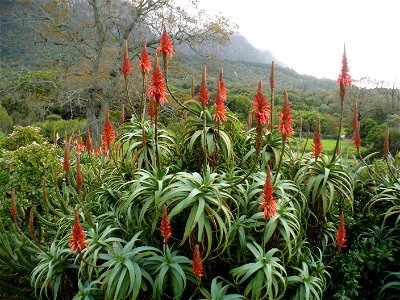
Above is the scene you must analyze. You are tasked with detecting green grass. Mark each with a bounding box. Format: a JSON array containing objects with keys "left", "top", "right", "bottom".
[{"left": 292, "top": 138, "right": 366, "bottom": 155}]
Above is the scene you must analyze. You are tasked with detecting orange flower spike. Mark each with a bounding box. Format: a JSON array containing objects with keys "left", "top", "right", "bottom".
[
  {"left": 338, "top": 44, "right": 352, "bottom": 99},
  {"left": 198, "top": 65, "right": 209, "bottom": 108},
  {"left": 147, "top": 98, "right": 157, "bottom": 120},
  {"left": 121, "top": 39, "right": 131, "bottom": 79},
  {"left": 192, "top": 244, "right": 204, "bottom": 279},
  {"left": 157, "top": 25, "right": 174, "bottom": 80},
  {"left": 213, "top": 79, "right": 227, "bottom": 124},
  {"left": 384, "top": 126, "right": 390, "bottom": 157},
  {"left": 76, "top": 155, "right": 83, "bottom": 195},
  {"left": 94, "top": 147, "right": 99, "bottom": 157},
  {"left": 269, "top": 61, "right": 275, "bottom": 90},
  {"left": 157, "top": 25, "right": 174, "bottom": 58},
  {"left": 219, "top": 68, "right": 227, "bottom": 102},
  {"left": 69, "top": 208, "right": 89, "bottom": 253},
  {"left": 148, "top": 54, "right": 167, "bottom": 105},
  {"left": 336, "top": 211, "right": 347, "bottom": 250},
  {"left": 251, "top": 80, "right": 270, "bottom": 126},
  {"left": 278, "top": 90, "right": 294, "bottom": 138},
  {"left": 138, "top": 40, "right": 152, "bottom": 76},
  {"left": 160, "top": 204, "right": 172, "bottom": 244},
  {"left": 85, "top": 127, "right": 92, "bottom": 155},
  {"left": 352, "top": 99, "right": 361, "bottom": 151},
  {"left": 312, "top": 117, "right": 323, "bottom": 159},
  {"left": 76, "top": 134, "right": 85, "bottom": 155},
  {"left": 258, "top": 165, "right": 277, "bottom": 219},
  {"left": 63, "top": 134, "right": 70, "bottom": 172},
  {"left": 101, "top": 106, "right": 115, "bottom": 154},
  {"left": 10, "top": 189, "right": 17, "bottom": 223}
]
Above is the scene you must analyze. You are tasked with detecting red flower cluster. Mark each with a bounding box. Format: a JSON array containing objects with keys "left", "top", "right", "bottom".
[
  {"left": 138, "top": 40, "right": 152, "bottom": 76},
  {"left": 85, "top": 127, "right": 92, "bottom": 155},
  {"left": 198, "top": 65, "right": 209, "bottom": 108},
  {"left": 192, "top": 244, "right": 203, "bottom": 279},
  {"left": 10, "top": 189, "right": 17, "bottom": 223},
  {"left": 278, "top": 91, "right": 294, "bottom": 138},
  {"left": 352, "top": 99, "right": 361, "bottom": 151},
  {"left": 76, "top": 154, "right": 83, "bottom": 195},
  {"left": 213, "top": 79, "right": 227, "bottom": 124},
  {"left": 251, "top": 80, "right": 270, "bottom": 126},
  {"left": 259, "top": 165, "right": 277, "bottom": 219},
  {"left": 338, "top": 44, "right": 351, "bottom": 98},
  {"left": 157, "top": 25, "right": 174, "bottom": 58},
  {"left": 148, "top": 98, "right": 156, "bottom": 120},
  {"left": 384, "top": 126, "right": 390, "bottom": 157},
  {"left": 101, "top": 107, "right": 116, "bottom": 154},
  {"left": 69, "top": 208, "right": 89, "bottom": 253},
  {"left": 218, "top": 69, "right": 227, "bottom": 102},
  {"left": 121, "top": 39, "right": 131, "bottom": 79},
  {"left": 63, "top": 134, "right": 70, "bottom": 172},
  {"left": 336, "top": 211, "right": 347, "bottom": 250},
  {"left": 160, "top": 205, "right": 172, "bottom": 244},
  {"left": 312, "top": 117, "right": 322, "bottom": 158},
  {"left": 148, "top": 54, "right": 167, "bottom": 105}
]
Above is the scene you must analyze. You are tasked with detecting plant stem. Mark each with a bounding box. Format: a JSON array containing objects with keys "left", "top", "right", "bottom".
[
  {"left": 202, "top": 107, "right": 208, "bottom": 174},
  {"left": 154, "top": 104, "right": 161, "bottom": 171},
  {"left": 274, "top": 135, "right": 287, "bottom": 185},
  {"left": 331, "top": 99, "right": 344, "bottom": 163}
]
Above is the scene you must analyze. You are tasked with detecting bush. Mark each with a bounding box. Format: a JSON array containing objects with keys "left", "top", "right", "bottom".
[{"left": 35, "top": 118, "right": 87, "bottom": 140}]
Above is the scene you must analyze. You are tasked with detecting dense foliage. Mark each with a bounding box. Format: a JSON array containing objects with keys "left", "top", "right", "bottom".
[{"left": 1, "top": 30, "right": 400, "bottom": 300}]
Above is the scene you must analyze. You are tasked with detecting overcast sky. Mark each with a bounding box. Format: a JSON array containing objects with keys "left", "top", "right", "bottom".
[{"left": 192, "top": 0, "right": 400, "bottom": 86}]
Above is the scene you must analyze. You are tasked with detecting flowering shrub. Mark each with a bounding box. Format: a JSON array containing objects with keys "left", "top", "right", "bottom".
[{"left": 0, "top": 34, "right": 399, "bottom": 300}]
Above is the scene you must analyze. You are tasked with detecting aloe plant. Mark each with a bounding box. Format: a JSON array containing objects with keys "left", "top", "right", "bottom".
[{"left": 231, "top": 243, "right": 287, "bottom": 300}]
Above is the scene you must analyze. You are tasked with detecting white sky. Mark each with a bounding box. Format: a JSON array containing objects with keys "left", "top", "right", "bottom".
[{"left": 193, "top": 0, "right": 400, "bottom": 85}]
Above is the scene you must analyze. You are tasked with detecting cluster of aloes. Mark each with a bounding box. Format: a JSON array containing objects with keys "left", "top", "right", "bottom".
[{"left": 3, "top": 27, "right": 399, "bottom": 300}]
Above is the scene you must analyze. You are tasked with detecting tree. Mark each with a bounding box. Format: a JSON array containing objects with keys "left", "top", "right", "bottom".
[{"left": 13, "top": 0, "right": 235, "bottom": 141}]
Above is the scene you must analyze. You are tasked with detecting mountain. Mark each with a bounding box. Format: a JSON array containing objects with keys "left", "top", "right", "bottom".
[
  {"left": 177, "top": 34, "right": 279, "bottom": 66},
  {"left": 170, "top": 53, "right": 336, "bottom": 93}
]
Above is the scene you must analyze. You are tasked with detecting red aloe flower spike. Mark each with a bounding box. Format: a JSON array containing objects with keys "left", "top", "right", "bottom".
[
  {"left": 269, "top": 61, "right": 275, "bottom": 90},
  {"left": 138, "top": 40, "right": 152, "bottom": 76},
  {"left": 278, "top": 90, "right": 294, "bottom": 139},
  {"left": 384, "top": 126, "right": 390, "bottom": 157},
  {"left": 218, "top": 68, "right": 227, "bottom": 102},
  {"left": 141, "top": 125, "right": 146, "bottom": 147},
  {"left": 63, "top": 133, "right": 70, "bottom": 172},
  {"left": 157, "top": 25, "right": 174, "bottom": 80},
  {"left": 160, "top": 204, "right": 172, "bottom": 244},
  {"left": 10, "top": 189, "right": 17, "bottom": 223},
  {"left": 258, "top": 165, "right": 277, "bottom": 219},
  {"left": 352, "top": 99, "right": 361, "bottom": 151},
  {"left": 69, "top": 208, "right": 89, "bottom": 253},
  {"left": 120, "top": 102, "right": 125, "bottom": 125},
  {"left": 198, "top": 65, "right": 209, "bottom": 108},
  {"left": 336, "top": 210, "right": 347, "bottom": 250},
  {"left": 121, "top": 39, "right": 131, "bottom": 79},
  {"left": 192, "top": 244, "right": 203, "bottom": 279},
  {"left": 101, "top": 106, "right": 115, "bottom": 154},
  {"left": 85, "top": 127, "right": 92, "bottom": 155},
  {"left": 94, "top": 147, "right": 99, "bottom": 157},
  {"left": 251, "top": 80, "right": 270, "bottom": 126},
  {"left": 213, "top": 79, "right": 227, "bottom": 124},
  {"left": 157, "top": 25, "right": 174, "bottom": 58},
  {"left": 76, "top": 154, "right": 83, "bottom": 195},
  {"left": 29, "top": 206, "right": 35, "bottom": 239},
  {"left": 312, "top": 117, "right": 323, "bottom": 159},
  {"left": 338, "top": 44, "right": 352, "bottom": 100},
  {"left": 76, "top": 134, "right": 85, "bottom": 155},
  {"left": 148, "top": 54, "right": 167, "bottom": 105}
]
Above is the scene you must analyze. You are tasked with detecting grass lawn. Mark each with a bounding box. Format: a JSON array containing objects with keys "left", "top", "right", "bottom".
[{"left": 291, "top": 138, "right": 366, "bottom": 155}]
